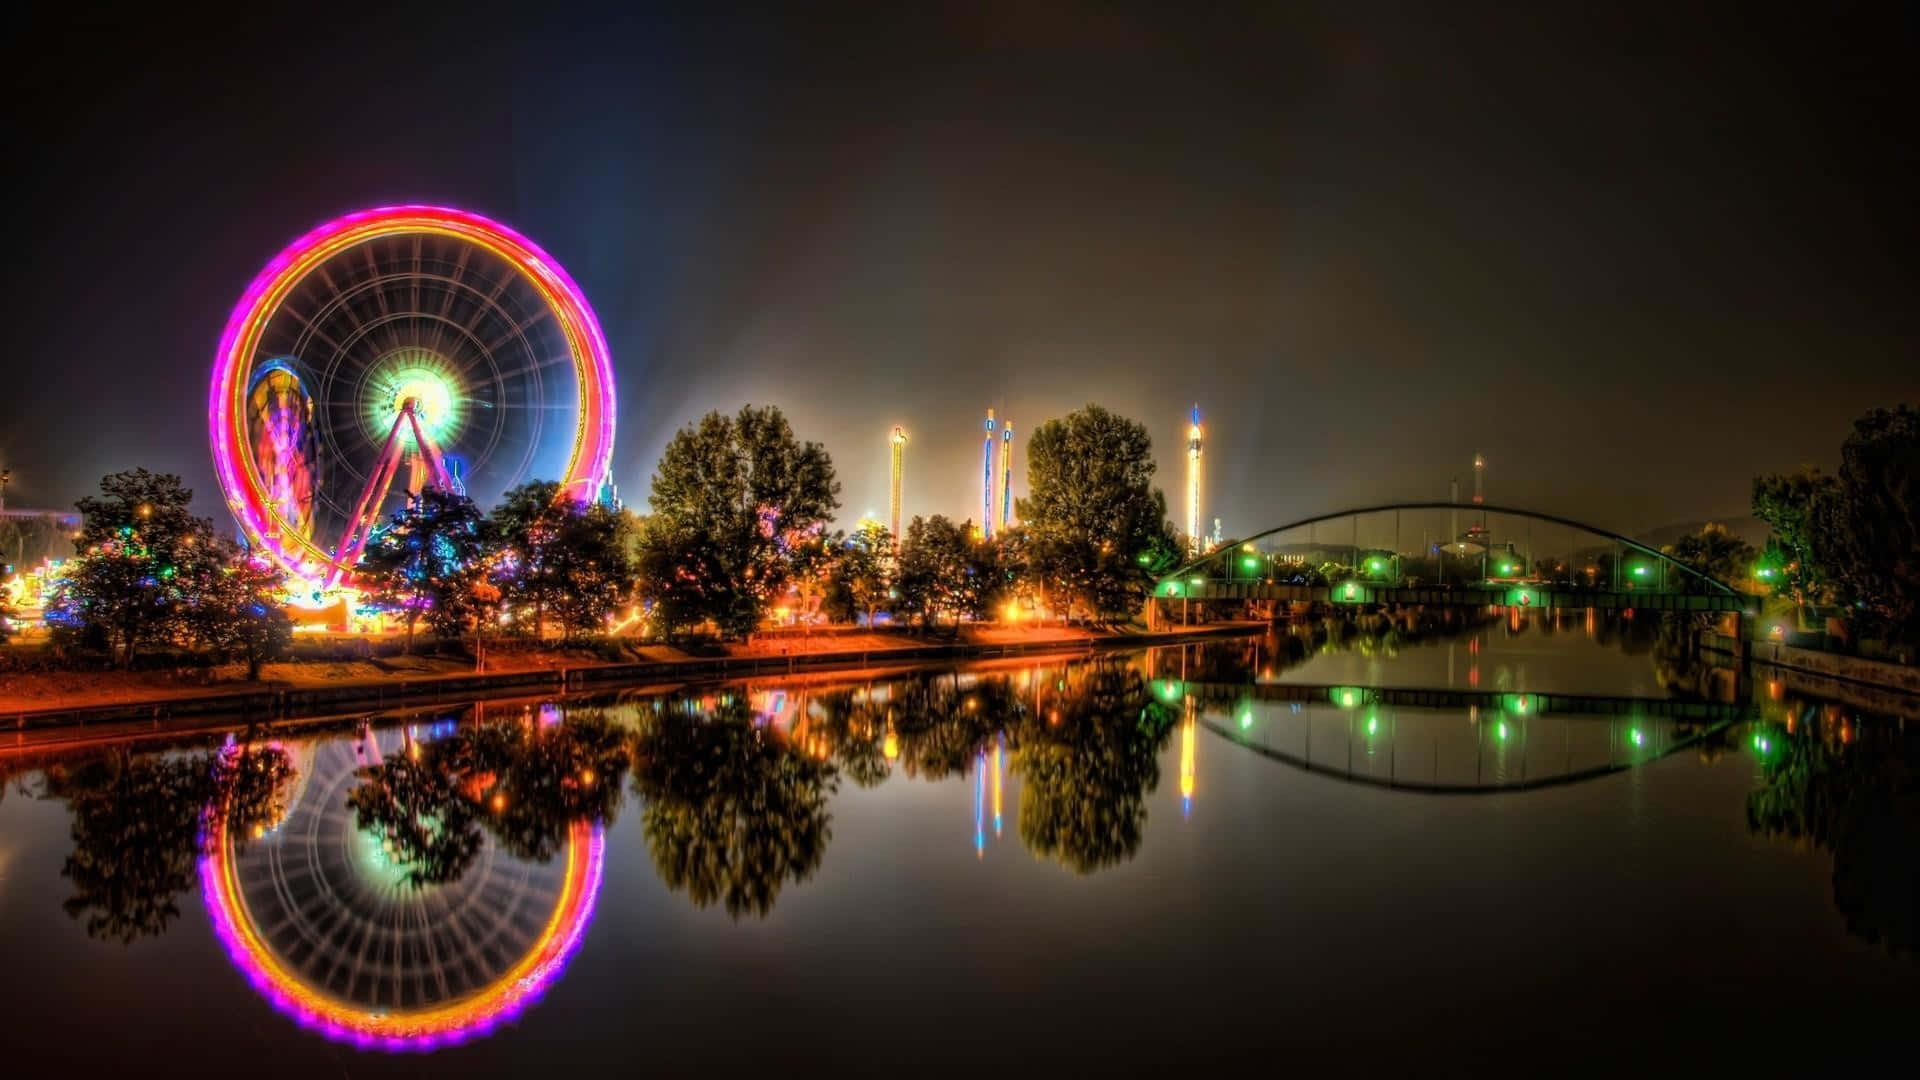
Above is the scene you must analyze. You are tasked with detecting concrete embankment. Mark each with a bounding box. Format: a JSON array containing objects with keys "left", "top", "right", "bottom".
[
  {"left": 3, "top": 623, "right": 1259, "bottom": 741},
  {"left": 1701, "top": 632, "right": 1920, "bottom": 717}
]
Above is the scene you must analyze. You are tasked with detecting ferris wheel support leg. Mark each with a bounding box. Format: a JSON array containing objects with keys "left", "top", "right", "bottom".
[
  {"left": 328, "top": 410, "right": 412, "bottom": 586},
  {"left": 405, "top": 407, "right": 454, "bottom": 492}
]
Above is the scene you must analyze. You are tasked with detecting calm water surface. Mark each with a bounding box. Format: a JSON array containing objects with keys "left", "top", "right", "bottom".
[{"left": 2, "top": 613, "right": 1916, "bottom": 1073}]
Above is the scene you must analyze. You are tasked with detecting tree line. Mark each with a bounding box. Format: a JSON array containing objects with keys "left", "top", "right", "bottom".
[{"left": 34, "top": 402, "right": 1184, "bottom": 671}]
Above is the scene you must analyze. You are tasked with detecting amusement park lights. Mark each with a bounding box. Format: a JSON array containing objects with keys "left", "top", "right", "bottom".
[
  {"left": 209, "top": 206, "right": 618, "bottom": 584},
  {"left": 1186, "top": 405, "right": 1203, "bottom": 558},
  {"left": 888, "top": 425, "right": 906, "bottom": 547}
]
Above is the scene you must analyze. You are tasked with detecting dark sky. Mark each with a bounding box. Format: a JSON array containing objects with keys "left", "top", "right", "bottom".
[{"left": 3, "top": 4, "right": 1914, "bottom": 539}]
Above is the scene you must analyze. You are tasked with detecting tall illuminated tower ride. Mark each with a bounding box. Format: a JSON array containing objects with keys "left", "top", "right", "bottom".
[
  {"left": 981, "top": 409, "right": 998, "bottom": 540},
  {"left": 888, "top": 425, "right": 907, "bottom": 547},
  {"left": 997, "top": 423, "right": 1015, "bottom": 534},
  {"left": 1186, "top": 405, "right": 1204, "bottom": 557},
  {"left": 1473, "top": 452, "right": 1486, "bottom": 504}
]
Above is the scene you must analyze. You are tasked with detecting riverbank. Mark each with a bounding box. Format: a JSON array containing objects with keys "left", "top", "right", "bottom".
[
  {"left": 1, "top": 622, "right": 1260, "bottom": 736},
  {"left": 1701, "top": 632, "right": 1920, "bottom": 694}
]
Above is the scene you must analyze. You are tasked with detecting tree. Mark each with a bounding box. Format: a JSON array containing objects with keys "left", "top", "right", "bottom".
[
  {"left": 357, "top": 487, "right": 489, "bottom": 653},
  {"left": 636, "top": 516, "right": 733, "bottom": 642},
  {"left": 1662, "top": 522, "right": 1757, "bottom": 593},
  {"left": 1816, "top": 406, "right": 1920, "bottom": 644},
  {"left": 550, "top": 503, "right": 634, "bottom": 638},
  {"left": 1753, "top": 467, "right": 1840, "bottom": 610},
  {"left": 830, "top": 521, "right": 892, "bottom": 627},
  {"left": 994, "top": 525, "right": 1041, "bottom": 619},
  {"left": 489, "top": 480, "right": 569, "bottom": 639},
  {"left": 190, "top": 550, "right": 294, "bottom": 679},
  {"left": 488, "top": 483, "right": 633, "bottom": 640},
  {"left": 895, "top": 515, "right": 995, "bottom": 631},
  {"left": 48, "top": 469, "right": 225, "bottom": 666},
  {"left": 636, "top": 405, "right": 840, "bottom": 639},
  {"left": 1020, "top": 405, "right": 1179, "bottom": 624}
]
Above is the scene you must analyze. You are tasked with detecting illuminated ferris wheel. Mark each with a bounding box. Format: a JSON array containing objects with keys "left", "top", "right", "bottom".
[
  {"left": 209, "top": 206, "right": 617, "bottom": 586},
  {"left": 200, "top": 732, "right": 605, "bottom": 1050}
]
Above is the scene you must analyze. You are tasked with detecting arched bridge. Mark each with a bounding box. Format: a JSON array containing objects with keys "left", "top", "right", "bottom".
[{"left": 1156, "top": 501, "right": 1756, "bottom": 615}]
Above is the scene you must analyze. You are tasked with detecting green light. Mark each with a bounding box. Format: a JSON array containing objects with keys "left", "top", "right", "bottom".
[
  {"left": 1496, "top": 721, "right": 1509, "bottom": 742},
  {"left": 1189, "top": 577, "right": 1205, "bottom": 587},
  {"left": 1630, "top": 728, "right": 1645, "bottom": 747},
  {"left": 1500, "top": 563, "right": 1514, "bottom": 575},
  {"left": 1136, "top": 553, "right": 1151, "bottom": 564},
  {"left": 1632, "top": 565, "right": 1649, "bottom": 577},
  {"left": 1238, "top": 709, "right": 1253, "bottom": 730},
  {"left": 1365, "top": 714, "right": 1379, "bottom": 736},
  {"left": 1155, "top": 680, "right": 1184, "bottom": 703},
  {"left": 1164, "top": 582, "right": 1181, "bottom": 596},
  {"left": 1330, "top": 687, "right": 1362, "bottom": 710},
  {"left": 1367, "top": 558, "right": 1383, "bottom": 572},
  {"left": 1241, "top": 556, "right": 1258, "bottom": 571}
]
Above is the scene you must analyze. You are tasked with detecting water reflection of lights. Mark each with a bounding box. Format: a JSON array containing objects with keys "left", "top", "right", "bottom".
[
  {"left": 1179, "top": 711, "right": 1196, "bottom": 818},
  {"left": 199, "top": 735, "right": 605, "bottom": 1052},
  {"left": 974, "top": 751, "right": 986, "bottom": 858},
  {"left": 992, "top": 734, "right": 1004, "bottom": 837}
]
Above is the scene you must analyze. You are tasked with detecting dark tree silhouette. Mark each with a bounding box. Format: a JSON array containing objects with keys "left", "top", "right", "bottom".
[
  {"left": 1012, "top": 662, "right": 1177, "bottom": 873},
  {"left": 629, "top": 700, "right": 837, "bottom": 917},
  {"left": 1748, "top": 723, "right": 1920, "bottom": 956},
  {"left": 44, "top": 742, "right": 290, "bottom": 942}
]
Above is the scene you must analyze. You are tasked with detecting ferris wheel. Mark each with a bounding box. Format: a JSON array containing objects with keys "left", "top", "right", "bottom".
[
  {"left": 209, "top": 206, "right": 617, "bottom": 586},
  {"left": 200, "top": 730, "right": 605, "bottom": 1050}
]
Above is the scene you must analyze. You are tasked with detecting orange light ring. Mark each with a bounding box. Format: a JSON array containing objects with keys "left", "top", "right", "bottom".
[{"left": 199, "top": 816, "right": 605, "bottom": 1051}]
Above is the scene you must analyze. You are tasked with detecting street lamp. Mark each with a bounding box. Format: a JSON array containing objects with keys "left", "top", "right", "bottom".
[{"left": 0, "top": 468, "right": 10, "bottom": 512}]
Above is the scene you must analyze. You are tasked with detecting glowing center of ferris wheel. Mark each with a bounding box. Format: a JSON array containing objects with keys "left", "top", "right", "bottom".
[{"left": 366, "top": 353, "right": 461, "bottom": 448}]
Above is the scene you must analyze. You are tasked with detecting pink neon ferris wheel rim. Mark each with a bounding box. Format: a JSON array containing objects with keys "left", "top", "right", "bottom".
[
  {"left": 208, "top": 205, "right": 617, "bottom": 580},
  {"left": 200, "top": 818, "right": 606, "bottom": 1051}
]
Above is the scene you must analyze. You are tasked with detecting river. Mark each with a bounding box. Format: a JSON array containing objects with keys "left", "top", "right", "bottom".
[{"left": 0, "top": 611, "right": 1914, "bottom": 1073}]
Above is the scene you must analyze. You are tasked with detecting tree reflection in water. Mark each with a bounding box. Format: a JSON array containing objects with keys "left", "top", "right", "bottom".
[
  {"left": 37, "top": 741, "right": 291, "bottom": 943},
  {"left": 19, "top": 637, "right": 1920, "bottom": 941},
  {"left": 350, "top": 713, "right": 630, "bottom": 886},
  {"left": 628, "top": 698, "right": 837, "bottom": 918},
  {"left": 1748, "top": 716, "right": 1920, "bottom": 956},
  {"left": 1013, "top": 660, "right": 1178, "bottom": 872}
]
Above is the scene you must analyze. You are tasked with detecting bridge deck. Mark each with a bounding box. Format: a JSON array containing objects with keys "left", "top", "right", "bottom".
[{"left": 1172, "top": 580, "right": 1754, "bottom": 613}]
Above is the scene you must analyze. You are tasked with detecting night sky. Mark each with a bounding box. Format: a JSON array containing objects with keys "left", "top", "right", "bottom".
[{"left": 3, "top": 5, "right": 1914, "bottom": 539}]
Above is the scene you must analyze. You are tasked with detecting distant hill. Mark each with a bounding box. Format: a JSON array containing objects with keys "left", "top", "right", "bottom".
[{"left": 1635, "top": 515, "right": 1767, "bottom": 551}]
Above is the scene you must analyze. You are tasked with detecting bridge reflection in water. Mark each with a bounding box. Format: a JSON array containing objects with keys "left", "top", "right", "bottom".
[{"left": 1171, "top": 680, "right": 1746, "bottom": 793}]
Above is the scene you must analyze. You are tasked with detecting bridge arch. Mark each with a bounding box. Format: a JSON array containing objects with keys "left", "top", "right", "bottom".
[{"left": 1160, "top": 501, "right": 1741, "bottom": 598}]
